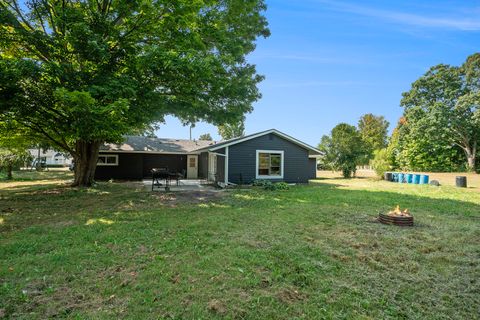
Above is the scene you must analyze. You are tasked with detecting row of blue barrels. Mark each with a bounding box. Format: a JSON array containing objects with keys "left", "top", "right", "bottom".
[{"left": 384, "top": 172, "right": 429, "bottom": 184}]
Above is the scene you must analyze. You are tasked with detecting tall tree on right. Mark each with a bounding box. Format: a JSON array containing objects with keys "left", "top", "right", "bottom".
[
  {"left": 401, "top": 53, "right": 480, "bottom": 172},
  {"left": 358, "top": 113, "right": 389, "bottom": 161}
]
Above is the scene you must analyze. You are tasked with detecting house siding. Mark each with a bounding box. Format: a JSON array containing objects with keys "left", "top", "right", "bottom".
[
  {"left": 227, "top": 133, "right": 313, "bottom": 184},
  {"left": 142, "top": 154, "right": 186, "bottom": 177},
  {"left": 95, "top": 153, "right": 143, "bottom": 180},
  {"left": 95, "top": 153, "right": 187, "bottom": 180}
]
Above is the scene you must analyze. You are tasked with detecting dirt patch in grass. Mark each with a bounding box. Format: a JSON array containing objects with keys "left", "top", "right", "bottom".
[
  {"left": 150, "top": 190, "right": 227, "bottom": 206},
  {"left": 277, "top": 287, "right": 307, "bottom": 304},
  {"left": 207, "top": 299, "right": 227, "bottom": 315}
]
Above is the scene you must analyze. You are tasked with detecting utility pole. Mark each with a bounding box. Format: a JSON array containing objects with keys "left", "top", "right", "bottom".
[{"left": 189, "top": 123, "right": 195, "bottom": 140}]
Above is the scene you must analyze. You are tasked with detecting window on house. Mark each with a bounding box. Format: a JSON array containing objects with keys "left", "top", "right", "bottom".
[
  {"left": 97, "top": 154, "right": 118, "bottom": 166},
  {"left": 256, "top": 151, "right": 283, "bottom": 178},
  {"left": 189, "top": 157, "right": 196, "bottom": 168}
]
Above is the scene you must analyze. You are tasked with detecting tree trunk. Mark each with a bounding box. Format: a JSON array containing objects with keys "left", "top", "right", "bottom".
[
  {"left": 466, "top": 153, "right": 476, "bottom": 172},
  {"left": 72, "top": 140, "right": 101, "bottom": 187},
  {"left": 6, "top": 164, "right": 13, "bottom": 180},
  {"left": 464, "top": 141, "right": 476, "bottom": 172}
]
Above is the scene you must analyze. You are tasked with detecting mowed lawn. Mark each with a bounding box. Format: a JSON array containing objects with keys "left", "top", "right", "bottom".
[
  {"left": 319, "top": 169, "right": 480, "bottom": 188},
  {"left": 1, "top": 172, "right": 479, "bottom": 319}
]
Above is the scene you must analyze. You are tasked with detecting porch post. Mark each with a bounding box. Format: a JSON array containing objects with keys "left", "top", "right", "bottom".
[{"left": 225, "top": 146, "right": 229, "bottom": 185}]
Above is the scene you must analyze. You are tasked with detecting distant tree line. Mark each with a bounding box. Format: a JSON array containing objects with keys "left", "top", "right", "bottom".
[{"left": 319, "top": 53, "right": 480, "bottom": 178}]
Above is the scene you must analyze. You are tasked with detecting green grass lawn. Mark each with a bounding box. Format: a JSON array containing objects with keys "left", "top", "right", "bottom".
[{"left": 1, "top": 172, "right": 479, "bottom": 319}]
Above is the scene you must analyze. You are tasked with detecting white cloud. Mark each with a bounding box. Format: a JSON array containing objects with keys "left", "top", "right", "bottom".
[{"left": 316, "top": 0, "right": 480, "bottom": 31}]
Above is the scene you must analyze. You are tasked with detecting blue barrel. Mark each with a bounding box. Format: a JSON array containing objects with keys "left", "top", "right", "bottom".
[
  {"left": 398, "top": 173, "right": 405, "bottom": 183},
  {"left": 413, "top": 174, "right": 421, "bottom": 184},
  {"left": 392, "top": 172, "right": 398, "bottom": 182},
  {"left": 406, "top": 173, "right": 413, "bottom": 183},
  {"left": 420, "top": 175, "right": 429, "bottom": 184}
]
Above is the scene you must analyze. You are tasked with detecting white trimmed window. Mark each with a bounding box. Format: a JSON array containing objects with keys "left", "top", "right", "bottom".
[
  {"left": 97, "top": 154, "right": 118, "bottom": 166},
  {"left": 256, "top": 150, "right": 284, "bottom": 179}
]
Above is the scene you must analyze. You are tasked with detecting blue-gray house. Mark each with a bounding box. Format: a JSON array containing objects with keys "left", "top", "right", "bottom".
[{"left": 95, "top": 129, "right": 321, "bottom": 184}]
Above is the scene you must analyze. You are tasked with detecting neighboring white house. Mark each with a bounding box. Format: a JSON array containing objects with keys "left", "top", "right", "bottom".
[{"left": 28, "top": 149, "right": 72, "bottom": 166}]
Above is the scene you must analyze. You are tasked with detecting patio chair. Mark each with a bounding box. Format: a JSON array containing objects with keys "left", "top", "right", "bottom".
[{"left": 174, "top": 169, "right": 186, "bottom": 186}]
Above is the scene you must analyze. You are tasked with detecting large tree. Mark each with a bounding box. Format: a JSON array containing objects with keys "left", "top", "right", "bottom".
[
  {"left": 358, "top": 113, "right": 389, "bottom": 162},
  {"left": 392, "top": 113, "right": 464, "bottom": 172},
  {"left": 401, "top": 53, "right": 480, "bottom": 172},
  {"left": 318, "top": 123, "right": 366, "bottom": 178},
  {"left": 0, "top": 0, "right": 269, "bottom": 186}
]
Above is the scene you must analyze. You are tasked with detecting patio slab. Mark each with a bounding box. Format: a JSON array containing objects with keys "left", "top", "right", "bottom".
[{"left": 143, "top": 179, "right": 217, "bottom": 192}]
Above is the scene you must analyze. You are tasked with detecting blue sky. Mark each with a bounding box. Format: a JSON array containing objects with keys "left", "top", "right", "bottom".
[{"left": 156, "top": 0, "right": 480, "bottom": 146}]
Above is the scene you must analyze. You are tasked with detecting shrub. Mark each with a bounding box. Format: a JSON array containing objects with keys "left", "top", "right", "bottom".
[
  {"left": 252, "top": 180, "right": 289, "bottom": 191},
  {"left": 371, "top": 148, "right": 391, "bottom": 179},
  {"left": 252, "top": 179, "right": 270, "bottom": 187},
  {"left": 272, "top": 182, "right": 289, "bottom": 190}
]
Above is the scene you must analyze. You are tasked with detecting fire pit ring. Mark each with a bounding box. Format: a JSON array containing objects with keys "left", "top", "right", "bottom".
[{"left": 378, "top": 212, "right": 414, "bottom": 227}]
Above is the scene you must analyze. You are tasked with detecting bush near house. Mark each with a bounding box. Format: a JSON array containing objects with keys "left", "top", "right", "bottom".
[{"left": 252, "top": 180, "right": 290, "bottom": 190}]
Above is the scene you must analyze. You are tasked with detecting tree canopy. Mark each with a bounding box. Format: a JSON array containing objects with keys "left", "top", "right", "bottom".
[
  {"left": 217, "top": 117, "right": 245, "bottom": 140},
  {"left": 400, "top": 53, "right": 480, "bottom": 172},
  {"left": 0, "top": 0, "right": 269, "bottom": 186},
  {"left": 198, "top": 133, "right": 212, "bottom": 141},
  {"left": 358, "top": 113, "right": 389, "bottom": 162},
  {"left": 0, "top": 122, "right": 33, "bottom": 179},
  {"left": 318, "top": 123, "right": 366, "bottom": 178}
]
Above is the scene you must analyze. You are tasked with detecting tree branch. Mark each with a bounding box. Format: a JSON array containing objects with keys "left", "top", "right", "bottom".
[{"left": 21, "top": 120, "right": 75, "bottom": 156}]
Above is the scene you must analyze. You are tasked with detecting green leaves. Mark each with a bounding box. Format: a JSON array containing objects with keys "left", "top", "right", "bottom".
[
  {"left": 398, "top": 53, "right": 480, "bottom": 171},
  {"left": 319, "top": 123, "right": 367, "bottom": 178},
  {"left": 358, "top": 113, "right": 389, "bottom": 163},
  {"left": 217, "top": 117, "right": 245, "bottom": 140},
  {"left": 1, "top": 0, "right": 269, "bottom": 185},
  {"left": 53, "top": 88, "right": 129, "bottom": 142}
]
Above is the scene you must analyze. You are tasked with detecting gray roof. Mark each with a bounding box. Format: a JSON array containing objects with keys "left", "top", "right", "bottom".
[
  {"left": 100, "top": 130, "right": 322, "bottom": 156},
  {"left": 100, "top": 136, "right": 217, "bottom": 153},
  {"left": 194, "top": 129, "right": 322, "bottom": 156}
]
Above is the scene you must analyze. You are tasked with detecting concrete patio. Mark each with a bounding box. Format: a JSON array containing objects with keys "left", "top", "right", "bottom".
[{"left": 143, "top": 179, "right": 217, "bottom": 191}]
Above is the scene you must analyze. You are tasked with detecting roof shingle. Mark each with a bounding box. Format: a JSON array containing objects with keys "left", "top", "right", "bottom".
[{"left": 100, "top": 136, "right": 217, "bottom": 153}]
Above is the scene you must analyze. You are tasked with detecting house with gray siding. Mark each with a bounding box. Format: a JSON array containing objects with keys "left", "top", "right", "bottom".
[{"left": 95, "top": 129, "right": 321, "bottom": 184}]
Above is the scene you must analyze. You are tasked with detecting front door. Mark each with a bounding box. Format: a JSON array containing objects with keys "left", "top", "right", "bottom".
[{"left": 187, "top": 155, "right": 198, "bottom": 179}]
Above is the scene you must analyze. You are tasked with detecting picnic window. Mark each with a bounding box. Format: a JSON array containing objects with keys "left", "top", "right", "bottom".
[
  {"left": 97, "top": 154, "right": 118, "bottom": 166},
  {"left": 256, "top": 150, "right": 283, "bottom": 179}
]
